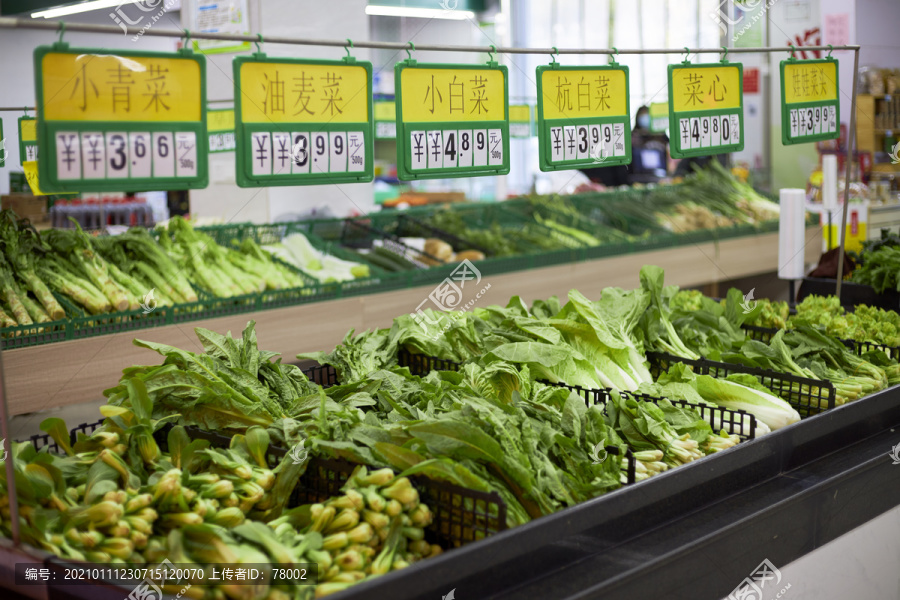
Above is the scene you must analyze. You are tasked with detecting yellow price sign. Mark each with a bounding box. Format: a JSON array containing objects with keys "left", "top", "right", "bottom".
[
  {"left": 40, "top": 52, "right": 202, "bottom": 122},
  {"left": 784, "top": 61, "right": 838, "bottom": 104},
  {"left": 374, "top": 101, "right": 396, "bottom": 121},
  {"left": 207, "top": 109, "right": 234, "bottom": 132},
  {"left": 238, "top": 62, "right": 368, "bottom": 124},
  {"left": 509, "top": 104, "right": 531, "bottom": 123},
  {"left": 539, "top": 68, "right": 627, "bottom": 119},
  {"left": 20, "top": 119, "right": 37, "bottom": 143},
  {"left": 23, "top": 161, "right": 76, "bottom": 196},
  {"left": 400, "top": 67, "right": 506, "bottom": 122},
  {"left": 670, "top": 65, "right": 741, "bottom": 112}
]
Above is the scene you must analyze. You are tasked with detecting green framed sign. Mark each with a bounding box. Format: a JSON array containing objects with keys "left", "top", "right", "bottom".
[
  {"left": 649, "top": 102, "right": 669, "bottom": 133},
  {"left": 394, "top": 60, "right": 509, "bottom": 180},
  {"left": 780, "top": 58, "right": 839, "bottom": 145},
  {"left": 18, "top": 116, "right": 38, "bottom": 165},
  {"left": 34, "top": 43, "right": 207, "bottom": 193},
  {"left": 668, "top": 61, "right": 743, "bottom": 158},
  {"left": 374, "top": 101, "right": 396, "bottom": 139},
  {"left": 509, "top": 104, "right": 532, "bottom": 138},
  {"left": 208, "top": 108, "right": 236, "bottom": 153},
  {"left": 536, "top": 63, "right": 631, "bottom": 171},
  {"left": 233, "top": 54, "right": 374, "bottom": 188}
]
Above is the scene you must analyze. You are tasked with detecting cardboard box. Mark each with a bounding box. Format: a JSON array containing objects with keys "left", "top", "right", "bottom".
[{"left": 1, "top": 194, "right": 48, "bottom": 223}]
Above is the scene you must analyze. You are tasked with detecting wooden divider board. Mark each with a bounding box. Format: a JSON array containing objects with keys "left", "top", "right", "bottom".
[{"left": 3, "top": 227, "right": 821, "bottom": 416}]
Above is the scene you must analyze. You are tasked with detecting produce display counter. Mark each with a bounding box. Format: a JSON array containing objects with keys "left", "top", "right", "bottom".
[
  {"left": 4, "top": 226, "right": 822, "bottom": 415},
  {"left": 325, "top": 384, "right": 900, "bottom": 600},
  {"left": 2, "top": 370, "right": 896, "bottom": 600}
]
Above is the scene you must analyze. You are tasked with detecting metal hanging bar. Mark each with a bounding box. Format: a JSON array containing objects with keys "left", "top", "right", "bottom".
[{"left": 0, "top": 17, "right": 858, "bottom": 55}]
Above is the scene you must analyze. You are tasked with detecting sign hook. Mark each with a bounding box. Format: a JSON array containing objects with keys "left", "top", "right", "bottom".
[
  {"left": 255, "top": 33, "right": 264, "bottom": 54},
  {"left": 487, "top": 44, "right": 497, "bottom": 66},
  {"left": 609, "top": 46, "right": 619, "bottom": 66},
  {"left": 57, "top": 21, "right": 66, "bottom": 45},
  {"left": 406, "top": 41, "right": 415, "bottom": 61},
  {"left": 720, "top": 46, "right": 729, "bottom": 63},
  {"left": 550, "top": 46, "right": 559, "bottom": 67},
  {"left": 682, "top": 47, "right": 691, "bottom": 64},
  {"left": 827, "top": 44, "right": 834, "bottom": 59}
]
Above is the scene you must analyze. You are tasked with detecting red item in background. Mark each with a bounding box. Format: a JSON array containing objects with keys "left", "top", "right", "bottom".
[{"left": 743, "top": 68, "right": 760, "bottom": 94}]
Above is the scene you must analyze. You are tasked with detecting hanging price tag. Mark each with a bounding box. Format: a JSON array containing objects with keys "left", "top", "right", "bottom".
[
  {"left": 233, "top": 55, "right": 373, "bottom": 187},
  {"left": 208, "top": 108, "right": 235, "bottom": 153},
  {"left": 668, "top": 62, "right": 744, "bottom": 158},
  {"left": 648, "top": 102, "right": 669, "bottom": 133},
  {"left": 374, "top": 101, "right": 396, "bottom": 139},
  {"left": 536, "top": 64, "right": 630, "bottom": 170},
  {"left": 509, "top": 104, "right": 532, "bottom": 138},
  {"left": 34, "top": 45, "right": 207, "bottom": 192},
  {"left": 395, "top": 61, "right": 509, "bottom": 180},
  {"left": 19, "top": 117, "right": 38, "bottom": 165},
  {"left": 780, "top": 58, "right": 839, "bottom": 145}
]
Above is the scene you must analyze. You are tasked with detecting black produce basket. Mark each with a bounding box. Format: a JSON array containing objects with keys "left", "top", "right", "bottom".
[
  {"left": 302, "top": 362, "right": 339, "bottom": 387},
  {"left": 646, "top": 351, "right": 836, "bottom": 417},
  {"left": 397, "top": 348, "right": 758, "bottom": 442},
  {"left": 798, "top": 277, "right": 900, "bottom": 311},
  {"left": 543, "top": 381, "right": 758, "bottom": 442},
  {"left": 742, "top": 324, "right": 900, "bottom": 360},
  {"left": 22, "top": 419, "right": 509, "bottom": 549}
]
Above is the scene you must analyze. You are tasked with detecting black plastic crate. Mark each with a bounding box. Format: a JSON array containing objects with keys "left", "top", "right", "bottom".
[
  {"left": 646, "top": 351, "right": 835, "bottom": 417},
  {"left": 544, "top": 382, "right": 757, "bottom": 442},
  {"left": 398, "top": 347, "right": 461, "bottom": 374},
  {"left": 20, "top": 418, "right": 510, "bottom": 550},
  {"left": 742, "top": 324, "right": 900, "bottom": 360},
  {"left": 302, "top": 363, "right": 339, "bottom": 387}
]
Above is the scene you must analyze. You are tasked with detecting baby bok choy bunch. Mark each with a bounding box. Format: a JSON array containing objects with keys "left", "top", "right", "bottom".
[{"left": 268, "top": 466, "right": 437, "bottom": 598}]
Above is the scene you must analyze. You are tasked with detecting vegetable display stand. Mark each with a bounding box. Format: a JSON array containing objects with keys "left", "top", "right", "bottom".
[
  {"left": 296, "top": 384, "right": 900, "bottom": 600},
  {"left": 647, "top": 351, "right": 836, "bottom": 417}
]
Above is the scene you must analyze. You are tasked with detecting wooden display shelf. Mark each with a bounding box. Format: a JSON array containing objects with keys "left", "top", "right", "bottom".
[{"left": 2, "top": 227, "right": 821, "bottom": 416}]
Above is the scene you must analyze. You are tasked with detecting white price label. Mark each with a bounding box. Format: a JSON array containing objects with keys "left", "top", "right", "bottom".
[
  {"left": 457, "top": 130, "right": 473, "bottom": 167},
  {"left": 410, "top": 131, "right": 426, "bottom": 170},
  {"left": 153, "top": 132, "right": 174, "bottom": 178},
  {"left": 613, "top": 123, "right": 625, "bottom": 157},
  {"left": 441, "top": 130, "right": 458, "bottom": 168},
  {"left": 347, "top": 131, "right": 365, "bottom": 173},
  {"left": 106, "top": 132, "right": 130, "bottom": 179},
  {"left": 311, "top": 132, "right": 329, "bottom": 174},
  {"left": 473, "top": 129, "right": 488, "bottom": 167},
  {"left": 80, "top": 132, "right": 105, "bottom": 179},
  {"left": 291, "top": 132, "right": 310, "bottom": 174},
  {"left": 272, "top": 132, "right": 292, "bottom": 174},
  {"left": 488, "top": 129, "right": 503, "bottom": 166},
  {"left": 710, "top": 116, "right": 721, "bottom": 147},
  {"left": 175, "top": 132, "right": 198, "bottom": 178},
  {"left": 426, "top": 130, "right": 443, "bottom": 169},
  {"left": 329, "top": 131, "right": 347, "bottom": 173},
  {"left": 251, "top": 132, "right": 272, "bottom": 176},
  {"left": 550, "top": 127, "right": 564, "bottom": 163},
  {"left": 699, "top": 117, "right": 711, "bottom": 149},
  {"left": 588, "top": 125, "right": 602, "bottom": 162},
  {"left": 563, "top": 126, "right": 577, "bottom": 161},
  {"left": 129, "top": 132, "right": 152, "bottom": 179},
  {"left": 575, "top": 125, "right": 589, "bottom": 161}
]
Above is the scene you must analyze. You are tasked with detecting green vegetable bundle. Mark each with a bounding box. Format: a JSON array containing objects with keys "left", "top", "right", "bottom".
[{"left": 160, "top": 217, "right": 306, "bottom": 298}]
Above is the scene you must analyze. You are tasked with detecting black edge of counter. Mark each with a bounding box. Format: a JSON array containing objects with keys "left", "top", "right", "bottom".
[{"left": 317, "top": 386, "right": 900, "bottom": 600}]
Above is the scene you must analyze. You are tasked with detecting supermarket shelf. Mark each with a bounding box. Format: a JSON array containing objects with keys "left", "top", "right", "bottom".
[
  {"left": 2, "top": 227, "right": 821, "bottom": 415},
  {"left": 322, "top": 383, "right": 900, "bottom": 600}
]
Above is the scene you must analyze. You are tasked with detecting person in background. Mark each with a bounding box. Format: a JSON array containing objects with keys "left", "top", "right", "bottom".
[{"left": 627, "top": 105, "right": 669, "bottom": 184}]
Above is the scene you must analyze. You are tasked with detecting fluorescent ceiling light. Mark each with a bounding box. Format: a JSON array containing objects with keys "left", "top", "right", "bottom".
[
  {"left": 32, "top": 0, "right": 142, "bottom": 19},
  {"left": 365, "top": 5, "right": 476, "bottom": 20}
]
